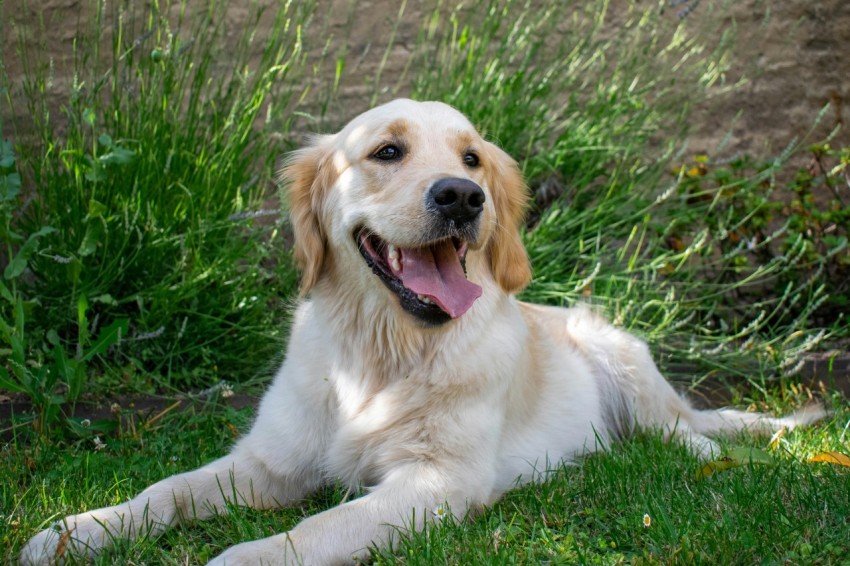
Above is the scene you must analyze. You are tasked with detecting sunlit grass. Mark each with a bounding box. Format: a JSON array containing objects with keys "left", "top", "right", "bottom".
[
  {"left": 3, "top": 393, "right": 848, "bottom": 563},
  {"left": 2, "top": 0, "right": 849, "bottom": 561}
]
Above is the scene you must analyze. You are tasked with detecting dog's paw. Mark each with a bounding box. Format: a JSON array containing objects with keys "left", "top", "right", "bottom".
[
  {"left": 207, "top": 535, "right": 294, "bottom": 566},
  {"left": 20, "top": 518, "right": 106, "bottom": 565},
  {"left": 19, "top": 525, "right": 67, "bottom": 566}
]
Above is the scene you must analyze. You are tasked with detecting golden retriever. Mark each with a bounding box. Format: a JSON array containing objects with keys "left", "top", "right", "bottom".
[{"left": 21, "top": 99, "right": 824, "bottom": 565}]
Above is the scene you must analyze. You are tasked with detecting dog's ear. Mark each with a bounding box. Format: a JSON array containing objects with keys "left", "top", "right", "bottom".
[
  {"left": 483, "top": 142, "right": 532, "bottom": 294},
  {"left": 280, "top": 137, "right": 336, "bottom": 296}
]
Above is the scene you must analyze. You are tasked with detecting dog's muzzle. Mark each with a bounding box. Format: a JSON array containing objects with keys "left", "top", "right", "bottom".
[{"left": 354, "top": 178, "right": 486, "bottom": 326}]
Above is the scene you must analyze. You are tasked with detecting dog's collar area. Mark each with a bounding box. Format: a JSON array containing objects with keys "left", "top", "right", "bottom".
[{"left": 355, "top": 228, "right": 483, "bottom": 325}]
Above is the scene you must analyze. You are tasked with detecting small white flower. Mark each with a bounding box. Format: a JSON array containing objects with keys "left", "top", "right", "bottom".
[
  {"left": 81, "top": 419, "right": 91, "bottom": 428},
  {"left": 93, "top": 436, "right": 107, "bottom": 451},
  {"left": 643, "top": 513, "right": 651, "bottom": 528},
  {"left": 220, "top": 383, "right": 234, "bottom": 399},
  {"left": 432, "top": 505, "right": 446, "bottom": 520}
]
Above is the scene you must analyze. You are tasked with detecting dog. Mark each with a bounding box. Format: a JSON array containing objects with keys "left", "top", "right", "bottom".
[{"left": 21, "top": 99, "right": 824, "bottom": 565}]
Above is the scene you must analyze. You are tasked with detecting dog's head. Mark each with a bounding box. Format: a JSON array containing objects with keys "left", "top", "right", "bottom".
[{"left": 282, "top": 99, "right": 531, "bottom": 326}]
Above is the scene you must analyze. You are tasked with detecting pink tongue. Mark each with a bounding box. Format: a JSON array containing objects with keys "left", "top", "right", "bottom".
[{"left": 398, "top": 241, "right": 482, "bottom": 318}]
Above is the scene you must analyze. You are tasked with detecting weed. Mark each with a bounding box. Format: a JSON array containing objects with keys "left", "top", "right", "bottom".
[{"left": 2, "top": 0, "right": 310, "bottom": 402}]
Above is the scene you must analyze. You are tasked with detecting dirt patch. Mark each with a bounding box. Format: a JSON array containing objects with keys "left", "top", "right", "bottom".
[
  {"left": 2, "top": 1, "right": 848, "bottom": 156},
  {"left": 687, "top": 0, "right": 850, "bottom": 157},
  {"left": 2, "top": 352, "right": 847, "bottom": 435}
]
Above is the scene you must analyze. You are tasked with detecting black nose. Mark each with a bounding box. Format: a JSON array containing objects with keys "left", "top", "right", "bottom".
[{"left": 428, "top": 178, "right": 485, "bottom": 224}]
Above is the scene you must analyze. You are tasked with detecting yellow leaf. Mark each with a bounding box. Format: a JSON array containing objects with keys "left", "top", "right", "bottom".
[
  {"left": 696, "top": 447, "right": 776, "bottom": 480},
  {"left": 809, "top": 452, "right": 850, "bottom": 467},
  {"left": 767, "top": 427, "right": 786, "bottom": 450},
  {"left": 696, "top": 457, "right": 738, "bottom": 480}
]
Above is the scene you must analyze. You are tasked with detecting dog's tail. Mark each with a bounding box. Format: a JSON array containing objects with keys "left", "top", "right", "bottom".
[
  {"left": 687, "top": 403, "right": 828, "bottom": 437},
  {"left": 565, "top": 306, "right": 829, "bottom": 455}
]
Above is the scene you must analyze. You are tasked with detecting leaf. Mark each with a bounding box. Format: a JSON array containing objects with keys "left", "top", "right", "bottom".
[
  {"left": 78, "top": 219, "right": 104, "bottom": 257},
  {"left": 4, "top": 244, "right": 31, "bottom": 279},
  {"left": 87, "top": 199, "right": 107, "bottom": 219},
  {"left": 0, "top": 139, "right": 15, "bottom": 168},
  {"left": 65, "top": 257, "right": 83, "bottom": 284},
  {"left": 84, "top": 162, "right": 106, "bottom": 182},
  {"left": 696, "top": 447, "right": 776, "bottom": 479},
  {"left": 93, "top": 293, "right": 118, "bottom": 306},
  {"left": 728, "top": 447, "right": 776, "bottom": 465},
  {"left": 53, "top": 345, "right": 85, "bottom": 402},
  {"left": 82, "top": 318, "right": 128, "bottom": 362},
  {"left": 0, "top": 366, "right": 27, "bottom": 393},
  {"left": 97, "top": 133, "right": 113, "bottom": 148},
  {"left": 0, "top": 172, "right": 21, "bottom": 201},
  {"left": 696, "top": 458, "right": 738, "bottom": 479},
  {"left": 809, "top": 452, "right": 850, "bottom": 467},
  {"left": 4, "top": 226, "right": 56, "bottom": 280},
  {"left": 82, "top": 107, "right": 96, "bottom": 126},
  {"left": 0, "top": 280, "right": 13, "bottom": 303},
  {"left": 29, "top": 226, "right": 57, "bottom": 239},
  {"left": 46, "top": 329, "right": 60, "bottom": 346},
  {"left": 76, "top": 293, "right": 89, "bottom": 348},
  {"left": 98, "top": 145, "right": 135, "bottom": 166}
]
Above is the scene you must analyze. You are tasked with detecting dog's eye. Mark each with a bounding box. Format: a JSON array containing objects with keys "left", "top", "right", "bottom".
[
  {"left": 463, "top": 152, "right": 480, "bottom": 168},
  {"left": 373, "top": 145, "right": 403, "bottom": 161}
]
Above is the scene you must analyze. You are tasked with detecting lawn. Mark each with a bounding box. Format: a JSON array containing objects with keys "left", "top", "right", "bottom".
[
  {"left": 2, "top": 0, "right": 849, "bottom": 563},
  {"left": 3, "top": 391, "right": 849, "bottom": 564}
]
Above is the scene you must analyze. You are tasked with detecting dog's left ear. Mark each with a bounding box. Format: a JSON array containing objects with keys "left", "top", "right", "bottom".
[
  {"left": 483, "top": 142, "right": 532, "bottom": 294},
  {"left": 280, "top": 136, "right": 337, "bottom": 296}
]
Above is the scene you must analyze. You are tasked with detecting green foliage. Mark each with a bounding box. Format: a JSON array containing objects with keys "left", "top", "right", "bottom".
[
  {"left": 669, "top": 143, "right": 850, "bottom": 324},
  {"left": 2, "top": 138, "right": 130, "bottom": 432},
  {"left": 519, "top": 134, "right": 838, "bottom": 379},
  {"left": 2, "top": 0, "right": 308, "bottom": 405},
  {"left": 397, "top": 0, "right": 719, "bottom": 187},
  {"left": 1, "top": 0, "right": 847, "bottom": 435}
]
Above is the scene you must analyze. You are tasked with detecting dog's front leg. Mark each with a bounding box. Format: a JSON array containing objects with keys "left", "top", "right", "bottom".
[
  {"left": 19, "top": 444, "right": 322, "bottom": 565},
  {"left": 207, "top": 462, "right": 494, "bottom": 566}
]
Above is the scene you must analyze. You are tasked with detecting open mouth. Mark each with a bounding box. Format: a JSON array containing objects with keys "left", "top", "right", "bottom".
[{"left": 356, "top": 228, "right": 483, "bottom": 325}]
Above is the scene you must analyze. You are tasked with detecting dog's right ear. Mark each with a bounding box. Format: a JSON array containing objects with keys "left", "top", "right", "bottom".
[{"left": 280, "top": 136, "right": 336, "bottom": 296}]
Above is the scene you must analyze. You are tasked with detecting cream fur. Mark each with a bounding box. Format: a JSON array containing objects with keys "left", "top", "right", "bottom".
[{"left": 20, "top": 99, "right": 824, "bottom": 566}]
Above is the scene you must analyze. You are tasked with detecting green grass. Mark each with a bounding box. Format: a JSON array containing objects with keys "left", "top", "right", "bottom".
[
  {"left": 3, "top": 393, "right": 849, "bottom": 564},
  {"left": 2, "top": 0, "right": 846, "bottom": 409},
  {"left": 2, "top": 0, "right": 312, "bottom": 396},
  {"left": 2, "top": 0, "right": 850, "bottom": 562}
]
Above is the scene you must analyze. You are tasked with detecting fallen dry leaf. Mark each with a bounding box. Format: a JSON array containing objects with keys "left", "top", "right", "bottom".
[
  {"left": 809, "top": 452, "right": 850, "bottom": 468},
  {"left": 55, "top": 529, "right": 72, "bottom": 560}
]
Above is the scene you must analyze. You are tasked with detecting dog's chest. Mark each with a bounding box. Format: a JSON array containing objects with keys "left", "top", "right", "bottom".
[{"left": 323, "top": 373, "right": 441, "bottom": 488}]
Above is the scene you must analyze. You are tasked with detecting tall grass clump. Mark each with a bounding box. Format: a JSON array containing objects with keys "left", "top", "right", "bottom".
[
  {"left": 371, "top": 0, "right": 837, "bottom": 381},
  {"left": 2, "top": 0, "right": 843, "bottom": 431},
  {"left": 1, "top": 0, "right": 313, "bottom": 411}
]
